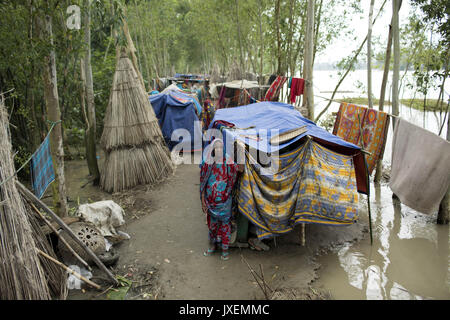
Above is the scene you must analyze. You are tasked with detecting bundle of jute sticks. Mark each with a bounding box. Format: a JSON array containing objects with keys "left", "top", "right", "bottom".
[
  {"left": 100, "top": 51, "right": 173, "bottom": 193},
  {"left": 0, "top": 97, "right": 67, "bottom": 300}
]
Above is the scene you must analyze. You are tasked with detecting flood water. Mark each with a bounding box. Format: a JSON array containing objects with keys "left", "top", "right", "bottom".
[
  {"left": 310, "top": 69, "right": 450, "bottom": 300},
  {"left": 315, "top": 182, "right": 450, "bottom": 300}
]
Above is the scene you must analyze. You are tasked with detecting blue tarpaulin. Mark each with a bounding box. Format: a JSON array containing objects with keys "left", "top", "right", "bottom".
[
  {"left": 210, "top": 102, "right": 360, "bottom": 152},
  {"left": 149, "top": 90, "right": 203, "bottom": 151},
  {"left": 209, "top": 102, "right": 368, "bottom": 194}
]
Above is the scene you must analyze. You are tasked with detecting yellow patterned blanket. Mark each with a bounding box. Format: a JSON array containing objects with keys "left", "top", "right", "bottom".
[{"left": 238, "top": 140, "right": 359, "bottom": 239}]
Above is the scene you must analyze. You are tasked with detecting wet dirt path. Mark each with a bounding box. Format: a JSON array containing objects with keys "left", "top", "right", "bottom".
[
  {"left": 110, "top": 164, "right": 367, "bottom": 299},
  {"left": 64, "top": 158, "right": 448, "bottom": 300}
]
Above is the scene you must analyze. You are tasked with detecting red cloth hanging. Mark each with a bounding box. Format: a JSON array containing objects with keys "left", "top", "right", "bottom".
[{"left": 290, "top": 78, "right": 305, "bottom": 104}]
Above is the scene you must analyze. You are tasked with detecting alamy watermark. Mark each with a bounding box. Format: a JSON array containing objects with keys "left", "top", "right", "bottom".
[
  {"left": 66, "top": 5, "right": 81, "bottom": 30},
  {"left": 170, "top": 121, "right": 281, "bottom": 173}
]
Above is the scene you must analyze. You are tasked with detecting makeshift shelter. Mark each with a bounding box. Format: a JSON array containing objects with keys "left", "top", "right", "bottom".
[
  {"left": 100, "top": 52, "right": 174, "bottom": 193},
  {"left": 149, "top": 89, "right": 203, "bottom": 152},
  {"left": 212, "top": 80, "right": 268, "bottom": 109},
  {"left": 0, "top": 98, "right": 67, "bottom": 299},
  {"left": 207, "top": 102, "right": 368, "bottom": 240},
  {"left": 161, "top": 84, "right": 203, "bottom": 114}
]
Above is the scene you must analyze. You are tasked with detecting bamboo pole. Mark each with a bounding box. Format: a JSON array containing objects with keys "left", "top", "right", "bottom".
[
  {"left": 367, "top": 0, "right": 375, "bottom": 110},
  {"left": 392, "top": 0, "right": 401, "bottom": 121},
  {"left": 28, "top": 201, "right": 91, "bottom": 270},
  {"left": 301, "top": 0, "right": 315, "bottom": 119},
  {"left": 37, "top": 249, "right": 101, "bottom": 290},
  {"left": 374, "top": 21, "right": 393, "bottom": 183},
  {"left": 16, "top": 181, "right": 119, "bottom": 286}
]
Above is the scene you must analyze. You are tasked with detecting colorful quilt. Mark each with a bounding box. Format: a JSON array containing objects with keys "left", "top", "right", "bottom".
[
  {"left": 238, "top": 140, "right": 359, "bottom": 239},
  {"left": 333, "top": 102, "right": 390, "bottom": 174}
]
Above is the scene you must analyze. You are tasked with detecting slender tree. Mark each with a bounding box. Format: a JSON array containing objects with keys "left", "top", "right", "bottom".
[
  {"left": 38, "top": 12, "right": 68, "bottom": 217},
  {"left": 374, "top": 22, "right": 393, "bottom": 183},
  {"left": 301, "top": 0, "right": 315, "bottom": 120},
  {"left": 82, "top": 0, "right": 100, "bottom": 185},
  {"left": 392, "top": 0, "right": 401, "bottom": 120},
  {"left": 367, "top": 0, "right": 375, "bottom": 110}
]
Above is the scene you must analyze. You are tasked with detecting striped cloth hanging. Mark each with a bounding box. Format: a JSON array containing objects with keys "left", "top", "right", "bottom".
[{"left": 30, "top": 135, "right": 55, "bottom": 198}]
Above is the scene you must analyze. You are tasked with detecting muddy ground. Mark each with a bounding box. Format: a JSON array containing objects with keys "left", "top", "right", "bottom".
[{"left": 65, "top": 159, "right": 369, "bottom": 300}]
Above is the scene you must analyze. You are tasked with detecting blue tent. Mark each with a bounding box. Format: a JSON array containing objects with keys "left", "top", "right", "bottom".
[
  {"left": 149, "top": 90, "right": 203, "bottom": 152},
  {"left": 209, "top": 101, "right": 368, "bottom": 194}
]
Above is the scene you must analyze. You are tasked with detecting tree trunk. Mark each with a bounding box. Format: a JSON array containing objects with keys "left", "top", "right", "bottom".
[
  {"left": 438, "top": 83, "right": 450, "bottom": 224},
  {"left": 374, "top": 23, "right": 393, "bottom": 183},
  {"left": 392, "top": 0, "right": 400, "bottom": 120},
  {"left": 286, "top": 0, "right": 296, "bottom": 76},
  {"left": 82, "top": 0, "right": 100, "bottom": 186},
  {"left": 367, "top": 0, "right": 375, "bottom": 110},
  {"left": 40, "top": 14, "right": 68, "bottom": 217},
  {"left": 258, "top": 0, "right": 264, "bottom": 85},
  {"left": 301, "top": 0, "right": 315, "bottom": 120},
  {"left": 27, "top": 0, "right": 41, "bottom": 150},
  {"left": 234, "top": 0, "right": 245, "bottom": 74},
  {"left": 312, "top": 0, "right": 324, "bottom": 64},
  {"left": 314, "top": 0, "right": 388, "bottom": 122},
  {"left": 275, "top": 0, "right": 282, "bottom": 75}
]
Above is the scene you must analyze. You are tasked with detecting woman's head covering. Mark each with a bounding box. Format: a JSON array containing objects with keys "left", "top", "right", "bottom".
[{"left": 202, "top": 138, "right": 225, "bottom": 165}]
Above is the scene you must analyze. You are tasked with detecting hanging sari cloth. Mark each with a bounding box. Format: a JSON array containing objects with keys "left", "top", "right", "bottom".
[
  {"left": 238, "top": 140, "right": 359, "bottom": 239},
  {"left": 201, "top": 99, "right": 216, "bottom": 131},
  {"left": 200, "top": 139, "right": 239, "bottom": 221},
  {"left": 332, "top": 102, "right": 390, "bottom": 174},
  {"left": 264, "top": 76, "right": 287, "bottom": 101}
]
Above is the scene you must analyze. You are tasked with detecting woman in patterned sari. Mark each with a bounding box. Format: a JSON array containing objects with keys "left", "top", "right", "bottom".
[{"left": 200, "top": 139, "right": 243, "bottom": 260}]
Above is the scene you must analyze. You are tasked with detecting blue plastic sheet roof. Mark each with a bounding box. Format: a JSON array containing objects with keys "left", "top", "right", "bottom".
[
  {"left": 210, "top": 102, "right": 361, "bottom": 153},
  {"left": 149, "top": 90, "right": 203, "bottom": 151}
]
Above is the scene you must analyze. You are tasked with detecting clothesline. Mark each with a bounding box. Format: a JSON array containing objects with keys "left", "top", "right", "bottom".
[
  {"left": 239, "top": 83, "right": 400, "bottom": 121},
  {"left": 314, "top": 94, "right": 400, "bottom": 118},
  {"left": 0, "top": 120, "right": 61, "bottom": 188}
]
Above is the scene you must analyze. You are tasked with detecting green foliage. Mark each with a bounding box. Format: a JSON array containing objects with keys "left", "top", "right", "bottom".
[
  {"left": 107, "top": 275, "right": 132, "bottom": 300},
  {"left": 318, "top": 112, "right": 336, "bottom": 132},
  {"left": 401, "top": 6, "right": 448, "bottom": 99}
]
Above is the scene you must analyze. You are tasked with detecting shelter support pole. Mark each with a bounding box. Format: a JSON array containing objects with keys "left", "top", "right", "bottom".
[
  {"left": 437, "top": 188, "right": 449, "bottom": 224},
  {"left": 363, "top": 154, "right": 373, "bottom": 245},
  {"left": 28, "top": 200, "right": 91, "bottom": 271},
  {"left": 300, "top": 223, "right": 306, "bottom": 246},
  {"left": 16, "top": 181, "right": 119, "bottom": 286}
]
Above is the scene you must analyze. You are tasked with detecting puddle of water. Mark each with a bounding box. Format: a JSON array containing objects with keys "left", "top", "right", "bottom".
[{"left": 316, "top": 183, "right": 450, "bottom": 300}]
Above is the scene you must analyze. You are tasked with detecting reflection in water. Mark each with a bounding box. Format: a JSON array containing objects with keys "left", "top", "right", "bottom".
[{"left": 317, "top": 183, "right": 450, "bottom": 300}]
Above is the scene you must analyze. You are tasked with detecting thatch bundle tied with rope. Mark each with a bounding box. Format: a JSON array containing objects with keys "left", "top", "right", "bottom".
[
  {"left": 0, "top": 97, "right": 67, "bottom": 300},
  {"left": 100, "top": 51, "right": 174, "bottom": 193}
]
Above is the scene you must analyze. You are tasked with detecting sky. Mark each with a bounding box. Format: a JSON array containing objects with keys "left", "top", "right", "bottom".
[{"left": 315, "top": 0, "right": 414, "bottom": 64}]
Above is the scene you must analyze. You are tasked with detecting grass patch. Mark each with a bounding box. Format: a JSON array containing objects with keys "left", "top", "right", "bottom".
[
  {"left": 400, "top": 99, "right": 448, "bottom": 112},
  {"left": 337, "top": 97, "right": 389, "bottom": 107},
  {"left": 337, "top": 96, "right": 448, "bottom": 112}
]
